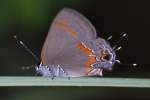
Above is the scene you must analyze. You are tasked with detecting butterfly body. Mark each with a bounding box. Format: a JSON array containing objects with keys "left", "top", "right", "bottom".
[{"left": 38, "top": 8, "right": 116, "bottom": 77}]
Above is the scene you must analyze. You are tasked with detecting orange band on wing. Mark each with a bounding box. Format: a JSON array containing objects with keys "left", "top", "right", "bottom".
[
  {"left": 76, "top": 42, "right": 93, "bottom": 55},
  {"left": 76, "top": 42, "right": 97, "bottom": 75},
  {"left": 54, "top": 20, "right": 77, "bottom": 38}
]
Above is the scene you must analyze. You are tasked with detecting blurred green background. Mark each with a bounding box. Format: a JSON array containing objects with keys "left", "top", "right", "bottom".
[{"left": 0, "top": 0, "right": 150, "bottom": 99}]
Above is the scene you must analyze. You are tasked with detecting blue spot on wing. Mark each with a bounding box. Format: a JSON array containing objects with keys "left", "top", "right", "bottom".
[
  {"left": 57, "top": 12, "right": 82, "bottom": 40},
  {"left": 82, "top": 57, "right": 88, "bottom": 62}
]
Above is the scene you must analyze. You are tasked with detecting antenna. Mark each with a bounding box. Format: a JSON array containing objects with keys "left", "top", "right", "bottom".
[
  {"left": 114, "top": 46, "right": 122, "bottom": 52},
  {"left": 107, "top": 35, "right": 113, "bottom": 40},
  {"left": 13, "top": 35, "right": 40, "bottom": 62},
  {"left": 115, "top": 60, "right": 137, "bottom": 67},
  {"left": 113, "top": 33, "right": 127, "bottom": 50}
]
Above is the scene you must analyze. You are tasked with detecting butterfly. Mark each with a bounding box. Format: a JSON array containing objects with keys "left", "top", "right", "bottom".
[
  {"left": 14, "top": 8, "right": 137, "bottom": 77},
  {"left": 34, "top": 8, "right": 119, "bottom": 77}
]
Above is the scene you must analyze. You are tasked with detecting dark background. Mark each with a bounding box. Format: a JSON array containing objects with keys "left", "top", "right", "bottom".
[
  {"left": 0, "top": 0, "right": 149, "bottom": 77},
  {"left": 0, "top": 0, "right": 150, "bottom": 100}
]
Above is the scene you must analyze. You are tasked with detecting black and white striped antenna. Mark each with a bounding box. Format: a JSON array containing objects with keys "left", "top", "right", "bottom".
[
  {"left": 13, "top": 35, "right": 39, "bottom": 62},
  {"left": 113, "top": 33, "right": 127, "bottom": 50}
]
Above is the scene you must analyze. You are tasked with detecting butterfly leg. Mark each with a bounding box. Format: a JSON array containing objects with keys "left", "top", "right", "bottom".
[{"left": 87, "top": 68, "right": 103, "bottom": 76}]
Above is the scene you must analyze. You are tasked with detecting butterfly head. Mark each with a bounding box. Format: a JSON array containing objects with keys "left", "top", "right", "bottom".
[
  {"left": 98, "top": 45, "right": 116, "bottom": 70},
  {"left": 90, "top": 38, "right": 116, "bottom": 71}
]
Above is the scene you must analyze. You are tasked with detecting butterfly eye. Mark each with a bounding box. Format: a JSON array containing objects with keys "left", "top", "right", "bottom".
[{"left": 100, "top": 51, "right": 111, "bottom": 62}]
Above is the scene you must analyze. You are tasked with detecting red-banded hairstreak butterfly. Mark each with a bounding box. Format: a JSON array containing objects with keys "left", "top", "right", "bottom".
[{"left": 14, "top": 8, "right": 137, "bottom": 78}]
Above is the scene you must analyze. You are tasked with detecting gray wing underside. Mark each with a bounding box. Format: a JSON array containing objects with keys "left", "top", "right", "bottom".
[
  {"left": 41, "top": 8, "right": 97, "bottom": 76},
  {"left": 56, "top": 8, "right": 97, "bottom": 39}
]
